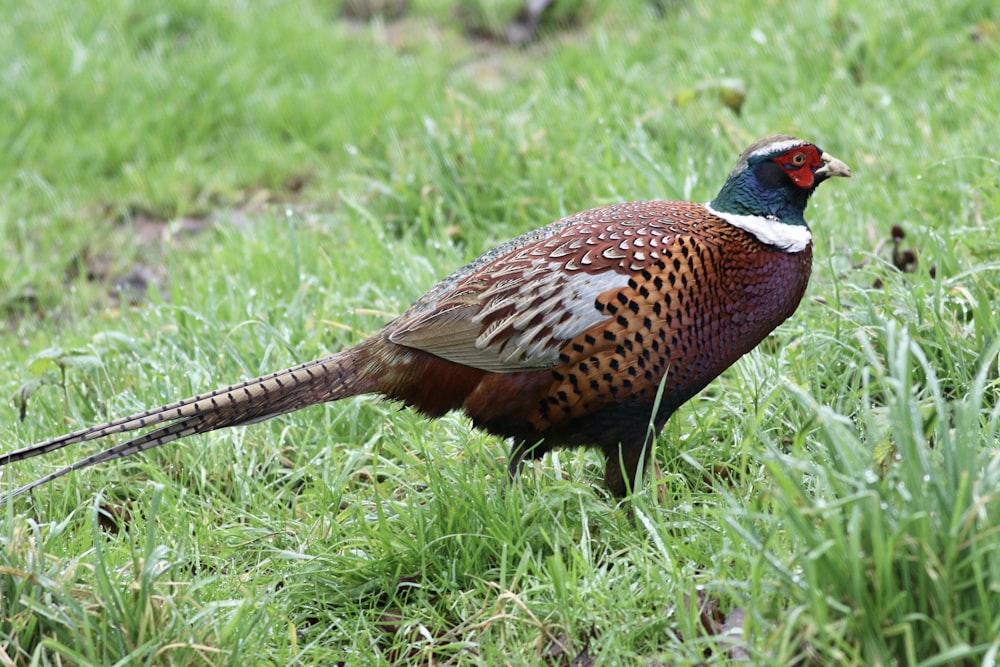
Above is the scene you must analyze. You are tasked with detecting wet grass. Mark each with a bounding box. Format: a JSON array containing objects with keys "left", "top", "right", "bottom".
[{"left": 2, "top": 0, "right": 999, "bottom": 664}]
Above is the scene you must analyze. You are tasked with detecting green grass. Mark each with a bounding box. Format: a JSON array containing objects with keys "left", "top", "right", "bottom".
[{"left": 2, "top": 0, "right": 999, "bottom": 664}]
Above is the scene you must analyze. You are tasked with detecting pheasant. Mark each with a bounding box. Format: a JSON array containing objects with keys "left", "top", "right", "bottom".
[{"left": 0, "top": 135, "right": 850, "bottom": 502}]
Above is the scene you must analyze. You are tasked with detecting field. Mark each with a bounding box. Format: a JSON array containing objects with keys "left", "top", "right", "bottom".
[{"left": 2, "top": 0, "right": 999, "bottom": 664}]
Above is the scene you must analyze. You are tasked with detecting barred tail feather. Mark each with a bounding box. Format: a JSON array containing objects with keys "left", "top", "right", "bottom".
[
  {"left": 1, "top": 348, "right": 375, "bottom": 504},
  {"left": 2, "top": 414, "right": 214, "bottom": 501}
]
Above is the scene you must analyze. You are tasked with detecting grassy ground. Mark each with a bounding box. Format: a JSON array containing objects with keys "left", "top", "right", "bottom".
[{"left": 2, "top": 0, "right": 999, "bottom": 664}]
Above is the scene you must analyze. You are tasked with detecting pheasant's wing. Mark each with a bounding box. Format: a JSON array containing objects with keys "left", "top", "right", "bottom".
[
  {"left": 390, "top": 258, "right": 630, "bottom": 371},
  {"left": 389, "top": 201, "right": 709, "bottom": 373}
]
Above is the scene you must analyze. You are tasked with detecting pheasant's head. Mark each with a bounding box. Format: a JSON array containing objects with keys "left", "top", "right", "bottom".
[{"left": 708, "top": 134, "right": 852, "bottom": 250}]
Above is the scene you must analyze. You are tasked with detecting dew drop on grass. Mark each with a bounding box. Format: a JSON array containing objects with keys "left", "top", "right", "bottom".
[
  {"left": 863, "top": 469, "right": 879, "bottom": 484},
  {"left": 922, "top": 474, "right": 931, "bottom": 483}
]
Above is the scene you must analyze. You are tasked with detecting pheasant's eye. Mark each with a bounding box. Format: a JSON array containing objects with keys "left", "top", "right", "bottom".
[{"left": 791, "top": 152, "right": 807, "bottom": 166}]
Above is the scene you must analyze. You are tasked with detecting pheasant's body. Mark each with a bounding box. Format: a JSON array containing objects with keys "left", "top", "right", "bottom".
[
  {"left": 367, "top": 201, "right": 814, "bottom": 491},
  {"left": 1, "top": 135, "right": 850, "bottom": 501}
]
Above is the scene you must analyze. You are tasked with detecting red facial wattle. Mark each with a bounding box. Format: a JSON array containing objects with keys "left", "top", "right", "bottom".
[{"left": 772, "top": 145, "right": 823, "bottom": 188}]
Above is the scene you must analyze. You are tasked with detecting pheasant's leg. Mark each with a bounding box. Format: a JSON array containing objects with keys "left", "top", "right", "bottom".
[
  {"left": 507, "top": 443, "right": 526, "bottom": 482},
  {"left": 650, "top": 458, "right": 670, "bottom": 505},
  {"left": 602, "top": 440, "right": 651, "bottom": 498},
  {"left": 506, "top": 439, "right": 537, "bottom": 486}
]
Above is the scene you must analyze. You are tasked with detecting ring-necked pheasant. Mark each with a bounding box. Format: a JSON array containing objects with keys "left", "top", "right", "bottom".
[{"left": 1, "top": 135, "right": 850, "bottom": 502}]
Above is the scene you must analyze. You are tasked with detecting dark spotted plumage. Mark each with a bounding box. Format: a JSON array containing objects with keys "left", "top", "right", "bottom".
[{"left": 1, "top": 135, "right": 851, "bottom": 502}]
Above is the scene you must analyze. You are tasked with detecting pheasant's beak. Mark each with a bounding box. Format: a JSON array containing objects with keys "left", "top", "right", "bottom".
[{"left": 815, "top": 152, "right": 853, "bottom": 181}]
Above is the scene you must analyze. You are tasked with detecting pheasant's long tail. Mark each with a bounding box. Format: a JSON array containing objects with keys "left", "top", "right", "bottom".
[{"left": 1, "top": 347, "right": 377, "bottom": 504}]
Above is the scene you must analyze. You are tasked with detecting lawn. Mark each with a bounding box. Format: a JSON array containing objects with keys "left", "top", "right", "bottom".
[{"left": 1, "top": 0, "right": 999, "bottom": 664}]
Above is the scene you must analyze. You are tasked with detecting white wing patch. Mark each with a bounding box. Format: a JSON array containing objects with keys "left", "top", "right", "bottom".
[
  {"left": 472, "top": 262, "right": 629, "bottom": 367},
  {"left": 705, "top": 203, "right": 812, "bottom": 253},
  {"left": 389, "top": 259, "right": 629, "bottom": 372}
]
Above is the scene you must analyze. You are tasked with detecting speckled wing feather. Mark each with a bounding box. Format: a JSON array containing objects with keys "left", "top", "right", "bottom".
[
  {"left": 531, "top": 231, "right": 725, "bottom": 430},
  {"left": 388, "top": 201, "right": 721, "bottom": 374}
]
